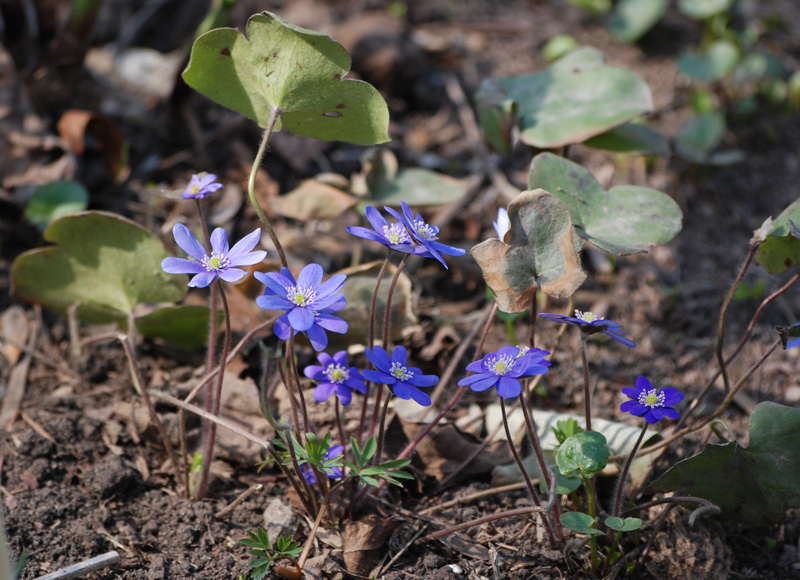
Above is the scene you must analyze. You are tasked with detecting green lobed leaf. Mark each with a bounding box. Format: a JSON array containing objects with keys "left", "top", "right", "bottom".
[
  {"left": 471, "top": 189, "right": 586, "bottom": 312},
  {"left": 678, "top": 0, "right": 735, "bottom": 20},
  {"left": 360, "top": 168, "right": 470, "bottom": 210},
  {"left": 652, "top": 402, "right": 800, "bottom": 525},
  {"left": 475, "top": 80, "right": 517, "bottom": 155},
  {"left": 560, "top": 511, "right": 604, "bottom": 535},
  {"left": 557, "top": 431, "right": 609, "bottom": 479},
  {"left": 678, "top": 40, "right": 740, "bottom": 82},
  {"left": 11, "top": 211, "right": 186, "bottom": 324},
  {"left": 135, "top": 305, "right": 223, "bottom": 349},
  {"left": 476, "top": 47, "right": 653, "bottom": 149},
  {"left": 528, "top": 153, "right": 682, "bottom": 255},
  {"left": 24, "top": 181, "right": 89, "bottom": 232},
  {"left": 755, "top": 198, "right": 800, "bottom": 274},
  {"left": 608, "top": 0, "right": 668, "bottom": 44},
  {"left": 182, "top": 11, "right": 390, "bottom": 145},
  {"left": 583, "top": 122, "right": 670, "bottom": 155},
  {"left": 675, "top": 112, "right": 725, "bottom": 163},
  {"left": 605, "top": 516, "right": 642, "bottom": 532}
]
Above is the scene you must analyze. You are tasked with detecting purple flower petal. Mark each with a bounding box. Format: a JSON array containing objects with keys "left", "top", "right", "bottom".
[
  {"left": 314, "top": 382, "right": 336, "bottom": 402},
  {"left": 495, "top": 376, "right": 522, "bottom": 399},
  {"left": 188, "top": 271, "right": 216, "bottom": 288},
  {"left": 287, "top": 306, "right": 315, "bottom": 332},
  {"left": 217, "top": 268, "right": 247, "bottom": 283},
  {"left": 210, "top": 228, "right": 229, "bottom": 255},
  {"left": 161, "top": 257, "right": 205, "bottom": 275},
  {"left": 172, "top": 223, "right": 207, "bottom": 262},
  {"left": 297, "top": 263, "right": 323, "bottom": 288}
]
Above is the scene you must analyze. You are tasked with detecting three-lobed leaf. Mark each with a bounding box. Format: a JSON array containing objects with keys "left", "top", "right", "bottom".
[
  {"left": 528, "top": 153, "right": 682, "bottom": 255},
  {"left": 183, "top": 11, "right": 389, "bottom": 145}
]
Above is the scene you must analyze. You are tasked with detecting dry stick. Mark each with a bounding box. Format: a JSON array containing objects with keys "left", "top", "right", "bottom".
[
  {"left": 419, "top": 506, "right": 543, "bottom": 543},
  {"left": 357, "top": 251, "right": 392, "bottom": 444},
  {"left": 420, "top": 482, "right": 528, "bottom": 516},
  {"left": 500, "top": 397, "right": 556, "bottom": 548},
  {"left": 149, "top": 390, "right": 317, "bottom": 516},
  {"left": 248, "top": 108, "right": 287, "bottom": 269},
  {"left": 678, "top": 271, "right": 800, "bottom": 430},
  {"left": 194, "top": 282, "right": 233, "bottom": 500},
  {"left": 621, "top": 339, "right": 781, "bottom": 461},
  {"left": 215, "top": 483, "right": 263, "bottom": 519},
  {"left": 33, "top": 551, "right": 120, "bottom": 580},
  {"left": 367, "top": 253, "right": 410, "bottom": 440},
  {"left": 112, "top": 333, "right": 181, "bottom": 487},
  {"left": 715, "top": 241, "right": 759, "bottom": 392},
  {"left": 429, "top": 302, "right": 496, "bottom": 408}
]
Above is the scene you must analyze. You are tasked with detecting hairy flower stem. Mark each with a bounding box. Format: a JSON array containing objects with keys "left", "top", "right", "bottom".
[
  {"left": 583, "top": 474, "right": 600, "bottom": 574},
  {"left": 528, "top": 290, "right": 537, "bottom": 348},
  {"left": 679, "top": 272, "right": 800, "bottom": 429},
  {"left": 194, "top": 199, "right": 217, "bottom": 376},
  {"left": 356, "top": 252, "right": 392, "bottom": 444},
  {"left": 277, "top": 356, "right": 302, "bottom": 441},
  {"left": 248, "top": 107, "right": 287, "bottom": 269},
  {"left": 519, "top": 388, "right": 563, "bottom": 542},
  {"left": 195, "top": 282, "right": 232, "bottom": 499},
  {"left": 286, "top": 334, "right": 311, "bottom": 438},
  {"left": 580, "top": 336, "right": 592, "bottom": 432},
  {"left": 612, "top": 422, "right": 648, "bottom": 518},
  {"left": 501, "top": 397, "right": 556, "bottom": 548},
  {"left": 367, "top": 254, "right": 410, "bottom": 439},
  {"left": 715, "top": 242, "right": 759, "bottom": 392}
]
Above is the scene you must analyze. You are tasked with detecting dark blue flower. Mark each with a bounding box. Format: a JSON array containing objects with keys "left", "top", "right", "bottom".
[
  {"left": 301, "top": 444, "right": 344, "bottom": 485},
  {"left": 161, "top": 224, "right": 266, "bottom": 288},
  {"left": 346, "top": 206, "right": 419, "bottom": 255},
  {"left": 304, "top": 351, "right": 367, "bottom": 406},
  {"left": 255, "top": 264, "right": 348, "bottom": 352},
  {"left": 362, "top": 345, "right": 438, "bottom": 407},
  {"left": 384, "top": 201, "right": 466, "bottom": 269},
  {"left": 620, "top": 376, "right": 683, "bottom": 424},
  {"left": 182, "top": 173, "right": 223, "bottom": 199},
  {"left": 458, "top": 345, "right": 551, "bottom": 399},
  {"left": 538, "top": 310, "right": 636, "bottom": 348}
]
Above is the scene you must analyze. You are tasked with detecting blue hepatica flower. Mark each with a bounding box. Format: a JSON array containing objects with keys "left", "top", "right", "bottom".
[
  {"left": 182, "top": 173, "right": 223, "bottom": 199},
  {"left": 458, "top": 345, "right": 551, "bottom": 399},
  {"left": 493, "top": 207, "right": 510, "bottom": 240},
  {"left": 363, "top": 345, "right": 438, "bottom": 407},
  {"left": 161, "top": 224, "right": 266, "bottom": 288},
  {"left": 304, "top": 351, "right": 367, "bottom": 406},
  {"left": 538, "top": 310, "right": 636, "bottom": 348},
  {"left": 621, "top": 376, "right": 683, "bottom": 424},
  {"left": 346, "top": 206, "right": 418, "bottom": 255},
  {"left": 254, "top": 264, "right": 348, "bottom": 352},
  {"left": 384, "top": 201, "right": 466, "bottom": 269},
  {"left": 301, "top": 444, "right": 344, "bottom": 485}
]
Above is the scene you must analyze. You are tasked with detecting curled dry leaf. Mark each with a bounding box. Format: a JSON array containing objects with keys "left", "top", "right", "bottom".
[{"left": 470, "top": 189, "right": 586, "bottom": 312}]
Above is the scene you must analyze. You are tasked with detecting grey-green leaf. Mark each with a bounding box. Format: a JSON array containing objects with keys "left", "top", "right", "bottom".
[
  {"left": 182, "top": 11, "right": 389, "bottom": 145},
  {"left": 476, "top": 47, "right": 653, "bottom": 149},
  {"left": 608, "top": 0, "right": 668, "bottom": 44},
  {"left": 583, "top": 122, "right": 669, "bottom": 155},
  {"left": 755, "top": 198, "right": 800, "bottom": 274},
  {"left": 557, "top": 431, "right": 609, "bottom": 479},
  {"left": 11, "top": 211, "right": 186, "bottom": 324},
  {"left": 652, "top": 402, "right": 800, "bottom": 525},
  {"left": 471, "top": 189, "right": 586, "bottom": 312},
  {"left": 528, "top": 153, "right": 682, "bottom": 255},
  {"left": 561, "top": 511, "right": 604, "bottom": 535},
  {"left": 605, "top": 516, "right": 642, "bottom": 532},
  {"left": 678, "top": 40, "right": 740, "bottom": 82},
  {"left": 24, "top": 181, "right": 89, "bottom": 232},
  {"left": 135, "top": 305, "right": 223, "bottom": 349},
  {"left": 678, "top": 0, "right": 735, "bottom": 20}
]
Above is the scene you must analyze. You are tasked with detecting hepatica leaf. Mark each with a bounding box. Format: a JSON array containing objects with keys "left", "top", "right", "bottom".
[
  {"left": 182, "top": 11, "right": 389, "bottom": 145},
  {"left": 583, "top": 121, "right": 669, "bottom": 155},
  {"left": 135, "top": 305, "right": 223, "bottom": 349},
  {"left": 528, "top": 152, "right": 682, "bottom": 255},
  {"left": 24, "top": 181, "right": 89, "bottom": 232},
  {"left": 11, "top": 211, "right": 186, "bottom": 324},
  {"left": 652, "top": 402, "right": 800, "bottom": 526},
  {"left": 608, "top": 0, "right": 668, "bottom": 44},
  {"left": 755, "top": 198, "right": 800, "bottom": 274},
  {"left": 471, "top": 189, "right": 586, "bottom": 313},
  {"left": 678, "top": 39, "right": 740, "bottom": 82},
  {"left": 476, "top": 47, "right": 653, "bottom": 149}
]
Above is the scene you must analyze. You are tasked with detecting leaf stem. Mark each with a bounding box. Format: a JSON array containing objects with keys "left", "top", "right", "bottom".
[
  {"left": 612, "top": 421, "right": 648, "bottom": 517},
  {"left": 580, "top": 336, "right": 592, "bottom": 432}
]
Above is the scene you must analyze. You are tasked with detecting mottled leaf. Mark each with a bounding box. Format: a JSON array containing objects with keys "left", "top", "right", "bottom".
[
  {"left": 471, "top": 189, "right": 586, "bottom": 312},
  {"left": 653, "top": 402, "right": 800, "bottom": 526},
  {"left": 11, "top": 211, "right": 186, "bottom": 324},
  {"left": 755, "top": 198, "right": 800, "bottom": 274},
  {"left": 528, "top": 153, "right": 682, "bottom": 255},
  {"left": 182, "top": 12, "right": 389, "bottom": 145}
]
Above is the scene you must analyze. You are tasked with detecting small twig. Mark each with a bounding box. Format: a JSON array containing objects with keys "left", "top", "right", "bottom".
[
  {"left": 215, "top": 484, "right": 263, "bottom": 519},
  {"left": 420, "top": 482, "right": 527, "bottom": 516},
  {"left": 419, "top": 506, "right": 543, "bottom": 543},
  {"left": 33, "top": 551, "right": 120, "bottom": 580}
]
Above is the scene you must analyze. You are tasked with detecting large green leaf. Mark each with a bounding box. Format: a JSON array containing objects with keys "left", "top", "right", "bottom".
[
  {"left": 608, "top": 0, "right": 668, "bottom": 44},
  {"left": 528, "top": 153, "right": 682, "bottom": 255},
  {"left": 476, "top": 47, "right": 653, "bottom": 149},
  {"left": 182, "top": 11, "right": 389, "bottom": 145},
  {"left": 135, "top": 305, "right": 222, "bottom": 349},
  {"left": 471, "top": 189, "right": 586, "bottom": 312},
  {"left": 755, "top": 198, "right": 800, "bottom": 274},
  {"left": 678, "top": 40, "right": 740, "bottom": 82},
  {"left": 11, "top": 211, "right": 186, "bottom": 324},
  {"left": 652, "top": 402, "right": 800, "bottom": 525},
  {"left": 583, "top": 122, "right": 669, "bottom": 155}
]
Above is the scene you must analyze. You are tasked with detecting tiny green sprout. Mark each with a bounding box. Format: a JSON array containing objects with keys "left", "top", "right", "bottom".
[
  {"left": 560, "top": 511, "right": 604, "bottom": 536},
  {"left": 239, "top": 528, "right": 302, "bottom": 580},
  {"left": 552, "top": 417, "right": 583, "bottom": 446}
]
